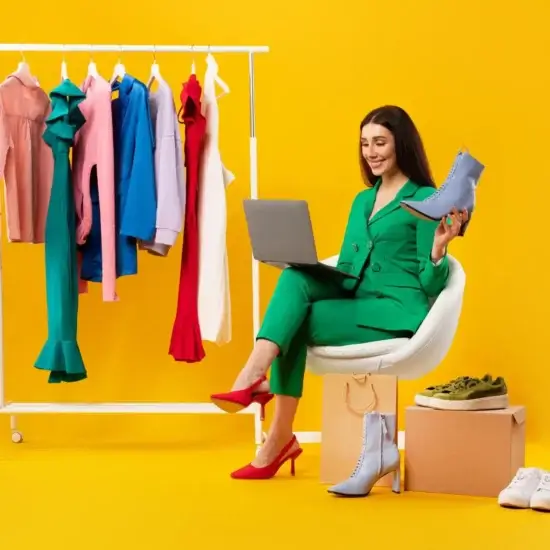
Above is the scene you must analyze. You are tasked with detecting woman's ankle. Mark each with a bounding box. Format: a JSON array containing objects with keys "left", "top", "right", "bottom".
[
  {"left": 266, "top": 428, "right": 294, "bottom": 446},
  {"left": 256, "top": 379, "right": 270, "bottom": 394},
  {"left": 253, "top": 431, "right": 295, "bottom": 466},
  {"left": 231, "top": 369, "right": 267, "bottom": 391}
]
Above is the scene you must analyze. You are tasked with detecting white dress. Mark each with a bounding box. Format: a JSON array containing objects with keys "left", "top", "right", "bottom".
[{"left": 197, "top": 55, "right": 234, "bottom": 345}]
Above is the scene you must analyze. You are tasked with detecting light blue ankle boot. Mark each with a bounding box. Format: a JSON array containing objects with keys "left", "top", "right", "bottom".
[
  {"left": 400, "top": 150, "right": 485, "bottom": 236},
  {"left": 327, "top": 411, "right": 401, "bottom": 497}
]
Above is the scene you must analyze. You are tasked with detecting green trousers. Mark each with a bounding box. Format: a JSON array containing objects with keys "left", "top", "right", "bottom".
[{"left": 256, "top": 268, "right": 408, "bottom": 398}]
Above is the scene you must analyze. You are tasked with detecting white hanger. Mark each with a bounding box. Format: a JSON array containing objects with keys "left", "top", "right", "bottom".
[
  {"left": 147, "top": 46, "right": 163, "bottom": 89},
  {"left": 61, "top": 45, "right": 68, "bottom": 81},
  {"left": 206, "top": 51, "right": 230, "bottom": 96},
  {"left": 87, "top": 45, "right": 99, "bottom": 78},
  {"left": 15, "top": 48, "right": 34, "bottom": 82},
  {"left": 16, "top": 60, "right": 32, "bottom": 78},
  {"left": 191, "top": 45, "right": 196, "bottom": 75},
  {"left": 110, "top": 46, "right": 126, "bottom": 83}
]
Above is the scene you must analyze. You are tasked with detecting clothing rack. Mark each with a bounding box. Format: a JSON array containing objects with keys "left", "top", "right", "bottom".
[{"left": 0, "top": 43, "right": 268, "bottom": 446}]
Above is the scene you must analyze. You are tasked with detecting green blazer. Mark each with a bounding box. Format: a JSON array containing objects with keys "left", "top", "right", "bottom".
[{"left": 336, "top": 179, "right": 450, "bottom": 334}]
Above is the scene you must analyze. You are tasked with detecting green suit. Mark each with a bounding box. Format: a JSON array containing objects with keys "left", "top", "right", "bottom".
[{"left": 257, "top": 179, "right": 450, "bottom": 397}]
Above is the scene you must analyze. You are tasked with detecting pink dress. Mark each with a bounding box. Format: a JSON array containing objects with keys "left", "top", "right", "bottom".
[
  {"left": 72, "top": 75, "right": 117, "bottom": 302},
  {"left": 0, "top": 71, "right": 53, "bottom": 243}
]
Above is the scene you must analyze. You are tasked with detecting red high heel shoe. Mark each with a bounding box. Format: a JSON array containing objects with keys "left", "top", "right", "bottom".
[
  {"left": 230, "top": 435, "right": 303, "bottom": 480},
  {"left": 210, "top": 376, "right": 274, "bottom": 421}
]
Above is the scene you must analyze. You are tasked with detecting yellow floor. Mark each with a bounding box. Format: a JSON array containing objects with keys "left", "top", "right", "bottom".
[{"left": 0, "top": 434, "right": 548, "bottom": 550}]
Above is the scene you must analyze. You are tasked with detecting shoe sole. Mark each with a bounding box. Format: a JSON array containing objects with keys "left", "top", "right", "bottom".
[
  {"left": 210, "top": 398, "right": 245, "bottom": 414},
  {"left": 531, "top": 504, "right": 550, "bottom": 512},
  {"left": 414, "top": 394, "right": 433, "bottom": 407},
  {"left": 327, "top": 491, "right": 369, "bottom": 497},
  {"left": 401, "top": 204, "right": 472, "bottom": 237},
  {"left": 428, "top": 394, "right": 509, "bottom": 411},
  {"left": 400, "top": 203, "right": 439, "bottom": 222},
  {"left": 498, "top": 501, "right": 529, "bottom": 509}
]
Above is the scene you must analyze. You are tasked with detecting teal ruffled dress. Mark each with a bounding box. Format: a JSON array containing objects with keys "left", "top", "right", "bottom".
[{"left": 34, "top": 80, "right": 87, "bottom": 383}]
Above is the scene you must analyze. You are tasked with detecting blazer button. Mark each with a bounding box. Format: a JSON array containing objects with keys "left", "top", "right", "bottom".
[
  {"left": 352, "top": 243, "right": 359, "bottom": 252},
  {"left": 372, "top": 263, "right": 381, "bottom": 272},
  {"left": 367, "top": 241, "right": 373, "bottom": 250}
]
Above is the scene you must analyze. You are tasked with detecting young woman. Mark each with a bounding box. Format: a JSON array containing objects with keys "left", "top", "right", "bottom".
[{"left": 211, "top": 105, "right": 467, "bottom": 480}]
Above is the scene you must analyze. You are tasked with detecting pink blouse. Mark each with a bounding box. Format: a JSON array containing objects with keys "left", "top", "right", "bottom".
[
  {"left": 0, "top": 71, "right": 53, "bottom": 243},
  {"left": 72, "top": 75, "right": 117, "bottom": 302}
]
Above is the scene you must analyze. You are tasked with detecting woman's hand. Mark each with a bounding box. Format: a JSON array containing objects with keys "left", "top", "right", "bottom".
[{"left": 431, "top": 208, "right": 468, "bottom": 263}]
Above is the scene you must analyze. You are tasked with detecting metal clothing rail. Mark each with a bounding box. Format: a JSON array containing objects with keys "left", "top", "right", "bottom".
[
  {"left": 0, "top": 43, "right": 268, "bottom": 53},
  {"left": 0, "top": 43, "right": 268, "bottom": 446}
]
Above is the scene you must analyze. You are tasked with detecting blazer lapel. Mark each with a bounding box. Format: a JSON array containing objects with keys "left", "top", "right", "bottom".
[
  {"left": 363, "top": 179, "right": 380, "bottom": 223},
  {"left": 369, "top": 180, "right": 418, "bottom": 225}
]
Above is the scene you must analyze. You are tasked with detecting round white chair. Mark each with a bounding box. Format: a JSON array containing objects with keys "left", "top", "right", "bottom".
[{"left": 306, "top": 255, "right": 466, "bottom": 380}]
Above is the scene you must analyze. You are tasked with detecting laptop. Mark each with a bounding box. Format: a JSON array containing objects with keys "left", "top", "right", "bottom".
[{"left": 243, "top": 199, "right": 359, "bottom": 280}]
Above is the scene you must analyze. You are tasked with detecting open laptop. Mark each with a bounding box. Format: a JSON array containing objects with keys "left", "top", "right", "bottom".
[{"left": 243, "top": 199, "right": 359, "bottom": 280}]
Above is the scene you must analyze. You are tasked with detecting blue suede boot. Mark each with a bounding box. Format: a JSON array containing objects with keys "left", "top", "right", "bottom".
[{"left": 400, "top": 150, "right": 484, "bottom": 236}]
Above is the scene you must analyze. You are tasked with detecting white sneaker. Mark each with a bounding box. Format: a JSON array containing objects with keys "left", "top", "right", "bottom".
[
  {"left": 498, "top": 467, "right": 542, "bottom": 508},
  {"left": 530, "top": 471, "right": 550, "bottom": 512}
]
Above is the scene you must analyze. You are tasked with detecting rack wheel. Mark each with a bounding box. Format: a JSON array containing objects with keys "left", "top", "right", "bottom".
[{"left": 11, "top": 431, "right": 23, "bottom": 444}]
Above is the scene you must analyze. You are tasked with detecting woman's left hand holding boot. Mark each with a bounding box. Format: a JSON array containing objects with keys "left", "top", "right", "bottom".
[{"left": 431, "top": 208, "right": 468, "bottom": 262}]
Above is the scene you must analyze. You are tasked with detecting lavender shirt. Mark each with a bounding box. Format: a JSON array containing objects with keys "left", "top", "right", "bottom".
[{"left": 142, "top": 79, "right": 186, "bottom": 256}]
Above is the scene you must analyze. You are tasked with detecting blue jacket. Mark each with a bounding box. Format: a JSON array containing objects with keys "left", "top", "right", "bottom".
[
  {"left": 80, "top": 74, "right": 156, "bottom": 282},
  {"left": 112, "top": 75, "right": 156, "bottom": 276}
]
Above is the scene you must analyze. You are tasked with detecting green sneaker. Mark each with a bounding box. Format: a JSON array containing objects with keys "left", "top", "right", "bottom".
[
  {"left": 429, "top": 376, "right": 508, "bottom": 411},
  {"left": 414, "top": 375, "right": 492, "bottom": 407}
]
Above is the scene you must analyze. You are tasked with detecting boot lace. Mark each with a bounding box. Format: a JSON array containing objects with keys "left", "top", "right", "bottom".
[
  {"left": 350, "top": 413, "right": 389, "bottom": 478},
  {"left": 423, "top": 152, "right": 463, "bottom": 202},
  {"left": 350, "top": 418, "right": 368, "bottom": 478}
]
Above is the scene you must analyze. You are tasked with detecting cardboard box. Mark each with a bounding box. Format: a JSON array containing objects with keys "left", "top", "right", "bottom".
[
  {"left": 404, "top": 405, "right": 525, "bottom": 497},
  {"left": 320, "top": 374, "right": 398, "bottom": 487}
]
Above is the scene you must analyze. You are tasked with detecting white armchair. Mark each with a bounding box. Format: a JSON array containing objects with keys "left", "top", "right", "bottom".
[{"left": 306, "top": 255, "right": 466, "bottom": 379}]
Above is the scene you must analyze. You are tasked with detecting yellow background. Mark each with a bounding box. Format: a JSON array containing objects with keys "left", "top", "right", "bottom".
[{"left": 0, "top": 0, "right": 549, "bottom": 448}]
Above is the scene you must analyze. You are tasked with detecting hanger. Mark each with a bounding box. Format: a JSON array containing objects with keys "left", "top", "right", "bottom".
[
  {"left": 206, "top": 52, "right": 231, "bottom": 94},
  {"left": 206, "top": 51, "right": 230, "bottom": 95},
  {"left": 87, "top": 45, "right": 99, "bottom": 78},
  {"left": 61, "top": 45, "right": 69, "bottom": 81},
  {"left": 147, "top": 46, "right": 163, "bottom": 89},
  {"left": 191, "top": 45, "right": 196, "bottom": 75},
  {"left": 15, "top": 48, "right": 33, "bottom": 81},
  {"left": 110, "top": 46, "right": 126, "bottom": 84}
]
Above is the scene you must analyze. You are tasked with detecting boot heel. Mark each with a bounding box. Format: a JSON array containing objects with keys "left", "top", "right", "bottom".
[
  {"left": 392, "top": 467, "right": 401, "bottom": 494},
  {"left": 458, "top": 218, "right": 471, "bottom": 237}
]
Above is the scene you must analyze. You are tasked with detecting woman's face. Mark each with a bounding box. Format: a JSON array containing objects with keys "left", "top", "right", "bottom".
[{"left": 360, "top": 123, "right": 398, "bottom": 177}]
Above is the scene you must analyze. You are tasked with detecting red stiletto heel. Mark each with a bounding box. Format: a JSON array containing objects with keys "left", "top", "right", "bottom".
[
  {"left": 290, "top": 454, "right": 299, "bottom": 476},
  {"left": 210, "top": 376, "right": 273, "bottom": 417},
  {"left": 230, "top": 435, "right": 303, "bottom": 480},
  {"left": 253, "top": 392, "right": 274, "bottom": 421}
]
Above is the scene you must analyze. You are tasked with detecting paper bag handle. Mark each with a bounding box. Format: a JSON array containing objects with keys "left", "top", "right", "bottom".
[{"left": 343, "top": 373, "right": 377, "bottom": 415}]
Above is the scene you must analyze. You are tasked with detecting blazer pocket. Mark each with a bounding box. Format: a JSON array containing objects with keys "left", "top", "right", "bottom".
[
  {"left": 380, "top": 272, "right": 422, "bottom": 290},
  {"left": 336, "top": 261, "right": 353, "bottom": 271}
]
